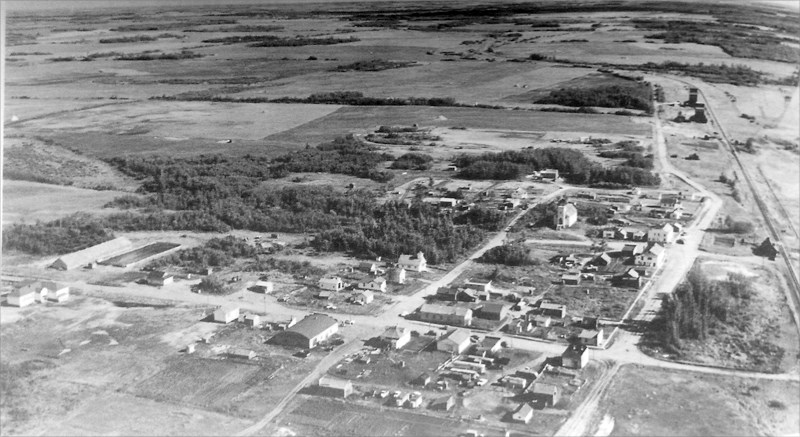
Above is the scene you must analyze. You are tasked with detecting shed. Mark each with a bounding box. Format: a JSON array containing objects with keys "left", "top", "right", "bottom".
[
  {"left": 318, "top": 375, "right": 353, "bottom": 398},
  {"left": 227, "top": 348, "right": 256, "bottom": 360},
  {"left": 41, "top": 281, "right": 70, "bottom": 303},
  {"left": 252, "top": 281, "right": 274, "bottom": 293},
  {"left": 512, "top": 403, "right": 534, "bottom": 423},
  {"left": 413, "top": 373, "right": 432, "bottom": 387},
  {"left": 429, "top": 394, "right": 455, "bottom": 411},
  {"left": 437, "top": 329, "right": 471, "bottom": 354},
  {"left": 561, "top": 273, "right": 582, "bottom": 286},
  {"left": 577, "top": 329, "right": 604, "bottom": 347},
  {"left": 529, "top": 383, "right": 560, "bottom": 407},
  {"left": 318, "top": 277, "right": 344, "bottom": 291},
  {"left": 147, "top": 270, "right": 174, "bottom": 286},
  {"left": 214, "top": 305, "right": 240, "bottom": 324},
  {"left": 358, "top": 262, "right": 378, "bottom": 274},
  {"left": 244, "top": 313, "right": 262, "bottom": 327},
  {"left": 539, "top": 302, "right": 566, "bottom": 318}
]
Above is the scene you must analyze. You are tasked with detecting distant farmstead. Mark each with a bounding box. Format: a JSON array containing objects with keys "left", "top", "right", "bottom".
[{"left": 50, "top": 237, "right": 133, "bottom": 270}]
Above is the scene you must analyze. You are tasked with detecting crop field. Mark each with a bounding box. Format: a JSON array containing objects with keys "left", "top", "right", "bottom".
[
  {"left": 100, "top": 242, "right": 181, "bottom": 267},
  {"left": 132, "top": 356, "right": 287, "bottom": 416},
  {"left": 268, "top": 105, "right": 652, "bottom": 148},
  {"left": 1, "top": 180, "right": 130, "bottom": 224},
  {"left": 598, "top": 365, "right": 800, "bottom": 436},
  {"left": 276, "top": 396, "right": 478, "bottom": 437}
]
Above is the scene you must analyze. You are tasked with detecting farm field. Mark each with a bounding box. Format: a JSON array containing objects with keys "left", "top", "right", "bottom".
[
  {"left": 1, "top": 180, "right": 131, "bottom": 224},
  {"left": 598, "top": 365, "right": 800, "bottom": 437}
]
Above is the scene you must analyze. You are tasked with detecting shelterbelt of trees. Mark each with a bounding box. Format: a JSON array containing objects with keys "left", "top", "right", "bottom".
[{"left": 454, "top": 147, "right": 660, "bottom": 186}]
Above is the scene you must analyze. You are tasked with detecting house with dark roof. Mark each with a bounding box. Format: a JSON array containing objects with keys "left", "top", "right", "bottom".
[
  {"left": 613, "top": 268, "right": 642, "bottom": 288},
  {"left": 621, "top": 244, "right": 644, "bottom": 257},
  {"left": 429, "top": 394, "right": 455, "bottom": 411},
  {"left": 419, "top": 304, "right": 472, "bottom": 327},
  {"left": 358, "top": 262, "right": 378, "bottom": 274},
  {"left": 528, "top": 383, "right": 560, "bottom": 407},
  {"left": 476, "top": 302, "right": 509, "bottom": 320},
  {"left": 379, "top": 326, "right": 410, "bottom": 349},
  {"left": 476, "top": 336, "right": 503, "bottom": 356},
  {"left": 272, "top": 313, "right": 339, "bottom": 348},
  {"left": 561, "top": 344, "right": 588, "bottom": 369}
]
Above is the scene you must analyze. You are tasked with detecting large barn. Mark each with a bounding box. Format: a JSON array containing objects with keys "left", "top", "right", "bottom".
[
  {"left": 271, "top": 313, "right": 339, "bottom": 348},
  {"left": 50, "top": 237, "right": 133, "bottom": 270}
]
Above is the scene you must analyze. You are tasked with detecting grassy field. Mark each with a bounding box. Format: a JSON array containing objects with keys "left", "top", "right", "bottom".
[
  {"left": 599, "top": 365, "right": 800, "bottom": 436},
  {"left": 1, "top": 180, "right": 132, "bottom": 225}
]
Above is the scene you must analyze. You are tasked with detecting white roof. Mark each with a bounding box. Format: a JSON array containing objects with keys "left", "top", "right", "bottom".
[{"left": 52, "top": 237, "right": 132, "bottom": 269}]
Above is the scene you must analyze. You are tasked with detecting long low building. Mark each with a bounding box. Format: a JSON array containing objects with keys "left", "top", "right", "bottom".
[
  {"left": 418, "top": 303, "right": 472, "bottom": 326},
  {"left": 50, "top": 237, "right": 133, "bottom": 270},
  {"left": 271, "top": 313, "right": 339, "bottom": 349}
]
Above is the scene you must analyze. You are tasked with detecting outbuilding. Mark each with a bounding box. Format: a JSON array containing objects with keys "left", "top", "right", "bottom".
[
  {"left": 529, "top": 383, "right": 560, "bottom": 407},
  {"left": 512, "top": 403, "right": 534, "bottom": 423},
  {"left": 318, "top": 277, "right": 344, "bottom": 291},
  {"left": 429, "top": 394, "right": 455, "bottom": 411},
  {"left": 147, "top": 270, "right": 174, "bottom": 286},
  {"left": 271, "top": 313, "right": 339, "bottom": 349},
  {"left": 437, "top": 329, "right": 471, "bottom": 355},
  {"left": 214, "top": 305, "right": 240, "bottom": 324},
  {"left": 476, "top": 302, "right": 509, "bottom": 320},
  {"left": 317, "top": 375, "right": 353, "bottom": 398},
  {"left": 352, "top": 290, "right": 374, "bottom": 305},
  {"left": 41, "top": 281, "right": 70, "bottom": 303}
]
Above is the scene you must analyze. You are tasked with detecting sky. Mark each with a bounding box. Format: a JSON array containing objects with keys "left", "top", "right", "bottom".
[{"left": 3, "top": 0, "right": 799, "bottom": 12}]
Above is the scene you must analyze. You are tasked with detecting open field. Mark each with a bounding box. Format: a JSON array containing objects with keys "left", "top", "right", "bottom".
[
  {"left": 598, "top": 365, "right": 800, "bottom": 436},
  {"left": 1, "top": 180, "right": 131, "bottom": 224}
]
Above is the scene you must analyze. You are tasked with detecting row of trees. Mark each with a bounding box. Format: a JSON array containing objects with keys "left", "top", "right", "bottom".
[
  {"left": 453, "top": 147, "right": 660, "bottom": 186},
  {"left": 536, "top": 83, "right": 653, "bottom": 113},
  {"left": 479, "top": 244, "right": 538, "bottom": 266},
  {"left": 2, "top": 213, "right": 114, "bottom": 256}
]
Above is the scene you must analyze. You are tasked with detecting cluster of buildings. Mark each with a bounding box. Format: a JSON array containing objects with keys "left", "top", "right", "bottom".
[
  {"left": 315, "top": 252, "right": 426, "bottom": 303},
  {"left": 7, "top": 280, "right": 70, "bottom": 307}
]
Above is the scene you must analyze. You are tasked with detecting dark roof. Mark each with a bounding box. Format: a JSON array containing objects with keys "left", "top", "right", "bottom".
[
  {"left": 285, "top": 313, "right": 338, "bottom": 340},
  {"left": 479, "top": 302, "right": 509, "bottom": 315},
  {"left": 562, "top": 344, "right": 587, "bottom": 358}
]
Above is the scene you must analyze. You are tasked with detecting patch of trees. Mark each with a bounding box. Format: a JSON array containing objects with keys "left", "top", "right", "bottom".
[
  {"left": 99, "top": 35, "right": 157, "bottom": 43},
  {"left": 245, "top": 257, "right": 325, "bottom": 276},
  {"left": 723, "top": 216, "right": 754, "bottom": 234},
  {"left": 332, "top": 59, "right": 417, "bottom": 72},
  {"left": 271, "top": 91, "right": 458, "bottom": 107},
  {"left": 273, "top": 136, "right": 394, "bottom": 182},
  {"left": 479, "top": 244, "right": 537, "bottom": 266},
  {"left": 201, "top": 35, "right": 359, "bottom": 47},
  {"left": 150, "top": 236, "right": 257, "bottom": 269},
  {"left": 390, "top": 153, "right": 434, "bottom": 170},
  {"left": 660, "top": 269, "right": 756, "bottom": 350},
  {"left": 115, "top": 50, "right": 204, "bottom": 61},
  {"left": 2, "top": 213, "right": 114, "bottom": 255},
  {"left": 453, "top": 206, "right": 508, "bottom": 231},
  {"left": 536, "top": 83, "right": 653, "bottom": 113},
  {"left": 311, "top": 201, "right": 487, "bottom": 264},
  {"left": 634, "top": 61, "right": 764, "bottom": 86},
  {"left": 633, "top": 19, "right": 799, "bottom": 64},
  {"left": 454, "top": 148, "right": 660, "bottom": 186}
]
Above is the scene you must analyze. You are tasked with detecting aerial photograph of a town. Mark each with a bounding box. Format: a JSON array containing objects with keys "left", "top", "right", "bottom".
[{"left": 0, "top": 0, "right": 798, "bottom": 435}]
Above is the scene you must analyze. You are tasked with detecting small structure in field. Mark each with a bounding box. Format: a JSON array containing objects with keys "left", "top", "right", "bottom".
[
  {"left": 147, "top": 270, "right": 174, "bottom": 286},
  {"left": 252, "top": 281, "right": 274, "bottom": 293},
  {"left": 41, "top": 281, "right": 69, "bottom": 302},
  {"left": 214, "top": 305, "right": 240, "bottom": 324},
  {"left": 227, "top": 348, "right": 256, "bottom": 360},
  {"left": 317, "top": 375, "right": 353, "bottom": 398}
]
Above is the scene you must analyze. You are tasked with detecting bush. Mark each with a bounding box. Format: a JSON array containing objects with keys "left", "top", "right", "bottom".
[
  {"left": 197, "top": 276, "right": 226, "bottom": 294},
  {"left": 480, "top": 244, "right": 536, "bottom": 266}
]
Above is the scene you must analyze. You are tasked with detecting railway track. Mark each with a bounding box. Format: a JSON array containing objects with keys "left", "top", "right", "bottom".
[{"left": 691, "top": 84, "right": 800, "bottom": 323}]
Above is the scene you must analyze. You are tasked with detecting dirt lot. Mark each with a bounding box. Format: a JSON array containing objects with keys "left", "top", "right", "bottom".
[{"left": 598, "top": 365, "right": 800, "bottom": 436}]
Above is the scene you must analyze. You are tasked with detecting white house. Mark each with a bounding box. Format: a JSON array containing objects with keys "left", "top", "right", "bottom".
[
  {"left": 437, "top": 329, "right": 471, "bottom": 354},
  {"left": 636, "top": 243, "right": 666, "bottom": 268},
  {"left": 318, "top": 277, "right": 344, "bottom": 291},
  {"left": 214, "top": 305, "right": 240, "bottom": 324},
  {"left": 647, "top": 224, "right": 675, "bottom": 244},
  {"left": 387, "top": 267, "right": 406, "bottom": 284},
  {"left": 41, "top": 281, "right": 70, "bottom": 302},
  {"left": 352, "top": 290, "right": 374, "bottom": 305},
  {"left": 7, "top": 283, "right": 37, "bottom": 308},
  {"left": 358, "top": 277, "right": 387, "bottom": 292},
  {"left": 380, "top": 326, "right": 411, "bottom": 349},
  {"left": 398, "top": 252, "right": 427, "bottom": 272}
]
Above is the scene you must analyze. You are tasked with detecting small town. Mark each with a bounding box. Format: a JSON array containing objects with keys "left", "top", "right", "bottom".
[{"left": 2, "top": 1, "right": 799, "bottom": 436}]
